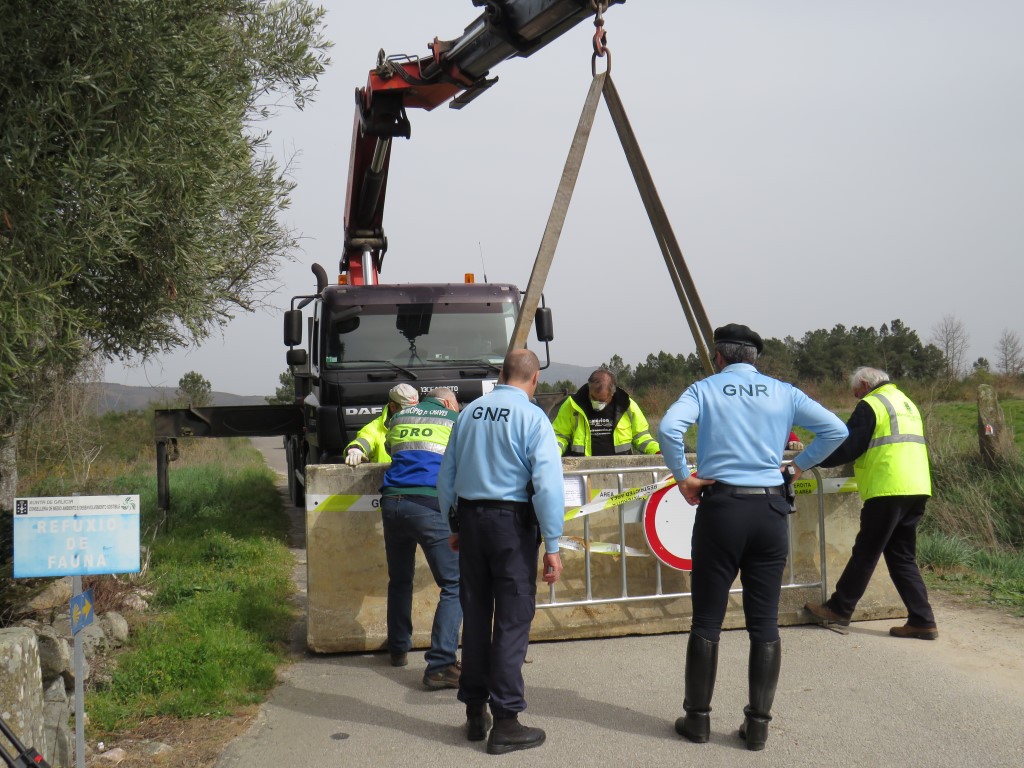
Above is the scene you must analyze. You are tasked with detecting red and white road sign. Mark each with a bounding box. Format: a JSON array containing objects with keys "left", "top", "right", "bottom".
[{"left": 643, "top": 482, "right": 697, "bottom": 571}]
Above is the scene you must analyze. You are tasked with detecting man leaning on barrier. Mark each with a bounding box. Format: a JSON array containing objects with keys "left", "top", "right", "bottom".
[
  {"left": 658, "top": 323, "right": 848, "bottom": 751},
  {"left": 805, "top": 366, "right": 938, "bottom": 640}
]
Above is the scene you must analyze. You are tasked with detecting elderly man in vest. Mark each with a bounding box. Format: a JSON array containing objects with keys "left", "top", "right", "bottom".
[
  {"left": 380, "top": 387, "right": 463, "bottom": 686},
  {"left": 552, "top": 369, "right": 659, "bottom": 456},
  {"left": 345, "top": 383, "right": 419, "bottom": 465},
  {"left": 805, "top": 366, "right": 937, "bottom": 639}
]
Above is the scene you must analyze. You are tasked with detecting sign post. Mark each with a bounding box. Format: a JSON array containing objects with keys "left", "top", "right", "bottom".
[{"left": 13, "top": 495, "right": 140, "bottom": 768}]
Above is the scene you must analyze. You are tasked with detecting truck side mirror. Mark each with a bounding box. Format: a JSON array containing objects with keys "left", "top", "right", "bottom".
[
  {"left": 284, "top": 310, "right": 303, "bottom": 347},
  {"left": 286, "top": 348, "right": 308, "bottom": 367},
  {"left": 535, "top": 307, "right": 554, "bottom": 343}
]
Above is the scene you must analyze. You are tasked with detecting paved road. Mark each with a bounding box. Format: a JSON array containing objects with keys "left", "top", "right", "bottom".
[{"left": 225, "top": 437, "right": 1024, "bottom": 768}]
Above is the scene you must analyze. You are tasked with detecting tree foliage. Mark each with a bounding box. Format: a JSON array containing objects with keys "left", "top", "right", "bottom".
[
  {"left": 0, "top": 0, "right": 329, "bottom": 422},
  {"left": 177, "top": 371, "right": 213, "bottom": 407},
  {"left": 605, "top": 319, "right": 947, "bottom": 405},
  {"left": 266, "top": 370, "right": 297, "bottom": 404}
]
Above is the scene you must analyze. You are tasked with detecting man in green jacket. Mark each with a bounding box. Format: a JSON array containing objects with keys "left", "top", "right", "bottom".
[
  {"left": 345, "top": 383, "right": 419, "bottom": 465},
  {"left": 552, "top": 369, "right": 659, "bottom": 456}
]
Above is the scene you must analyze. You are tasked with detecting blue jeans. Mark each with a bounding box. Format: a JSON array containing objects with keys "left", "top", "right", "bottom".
[{"left": 380, "top": 494, "right": 461, "bottom": 673}]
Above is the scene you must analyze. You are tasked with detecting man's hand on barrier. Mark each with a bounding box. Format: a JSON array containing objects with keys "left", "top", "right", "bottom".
[
  {"left": 345, "top": 448, "right": 365, "bottom": 467},
  {"left": 542, "top": 552, "right": 562, "bottom": 584},
  {"left": 787, "top": 439, "right": 805, "bottom": 451}
]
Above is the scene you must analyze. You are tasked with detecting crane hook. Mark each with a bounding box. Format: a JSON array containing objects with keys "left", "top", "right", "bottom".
[{"left": 591, "top": 1, "right": 611, "bottom": 76}]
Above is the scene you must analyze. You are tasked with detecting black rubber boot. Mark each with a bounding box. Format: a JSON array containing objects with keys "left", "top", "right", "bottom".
[
  {"left": 486, "top": 715, "right": 546, "bottom": 754},
  {"left": 466, "top": 703, "right": 492, "bottom": 742},
  {"left": 674, "top": 634, "right": 719, "bottom": 743},
  {"left": 739, "top": 639, "right": 782, "bottom": 751}
]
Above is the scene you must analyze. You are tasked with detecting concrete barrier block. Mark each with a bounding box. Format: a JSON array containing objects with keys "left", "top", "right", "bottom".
[{"left": 304, "top": 456, "right": 905, "bottom": 652}]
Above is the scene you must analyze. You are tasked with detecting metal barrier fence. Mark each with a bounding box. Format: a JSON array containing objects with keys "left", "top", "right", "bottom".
[{"left": 538, "top": 463, "right": 829, "bottom": 610}]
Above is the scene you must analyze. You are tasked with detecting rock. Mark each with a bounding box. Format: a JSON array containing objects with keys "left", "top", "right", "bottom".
[
  {"left": 75, "top": 623, "right": 108, "bottom": 658},
  {"left": 42, "top": 677, "right": 73, "bottom": 768},
  {"left": 34, "top": 625, "right": 72, "bottom": 686},
  {"left": 97, "top": 746, "right": 128, "bottom": 763},
  {"left": 18, "top": 577, "right": 73, "bottom": 615},
  {"left": 121, "top": 592, "right": 149, "bottom": 612},
  {"left": 0, "top": 628, "right": 47, "bottom": 756},
  {"left": 143, "top": 741, "right": 174, "bottom": 756},
  {"left": 100, "top": 611, "right": 130, "bottom": 645}
]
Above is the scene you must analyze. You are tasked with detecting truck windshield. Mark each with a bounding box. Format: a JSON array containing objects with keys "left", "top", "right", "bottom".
[{"left": 324, "top": 301, "right": 516, "bottom": 369}]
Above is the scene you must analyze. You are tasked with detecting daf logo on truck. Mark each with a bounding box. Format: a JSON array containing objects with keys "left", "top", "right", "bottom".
[{"left": 344, "top": 406, "right": 384, "bottom": 417}]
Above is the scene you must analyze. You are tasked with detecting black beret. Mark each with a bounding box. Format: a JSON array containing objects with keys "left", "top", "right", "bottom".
[{"left": 713, "top": 323, "right": 763, "bottom": 354}]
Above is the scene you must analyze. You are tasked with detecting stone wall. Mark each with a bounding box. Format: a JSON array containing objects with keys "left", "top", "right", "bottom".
[{"left": 1, "top": 579, "right": 131, "bottom": 767}]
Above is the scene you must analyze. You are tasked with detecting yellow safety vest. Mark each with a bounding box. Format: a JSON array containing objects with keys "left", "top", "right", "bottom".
[
  {"left": 346, "top": 409, "right": 391, "bottom": 463},
  {"left": 552, "top": 396, "right": 659, "bottom": 457},
  {"left": 854, "top": 384, "right": 931, "bottom": 500}
]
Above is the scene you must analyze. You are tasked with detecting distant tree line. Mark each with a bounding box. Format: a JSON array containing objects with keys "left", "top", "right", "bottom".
[{"left": 536, "top": 319, "right": 1024, "bottom": 399}]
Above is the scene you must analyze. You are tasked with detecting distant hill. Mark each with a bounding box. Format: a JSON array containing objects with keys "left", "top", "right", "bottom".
[
  {"left": 95, "top": 361, "right": 598, "bottom": 415},
  {"left": 92, "top": 383, "right": 269, "bottom": 414},
  {"left": 538, "top": 361, "right": 596, "bottom": 388}
]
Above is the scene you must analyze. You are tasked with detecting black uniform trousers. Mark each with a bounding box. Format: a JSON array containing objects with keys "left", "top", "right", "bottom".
[
  {"left": 456, "top": 499, "right": 539, "bottom": 718},
  {"left": 690, "top": 489, "right": 791, "bottom": 644},
  {"left": 827, "top": 495, "right": 935, "bottom": 627}
]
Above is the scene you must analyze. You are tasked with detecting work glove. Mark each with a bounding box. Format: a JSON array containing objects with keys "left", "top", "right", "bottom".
[
  {"left": 345, "top": 448, "right": 366, "bottom": 467},
  {"left": 786, "top": 439, "right": 805, "bottom": 451}
]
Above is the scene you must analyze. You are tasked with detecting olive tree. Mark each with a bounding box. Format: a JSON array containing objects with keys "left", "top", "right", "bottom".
[{"left": 0, "top": 0, "right": 330, "bottom": 510}]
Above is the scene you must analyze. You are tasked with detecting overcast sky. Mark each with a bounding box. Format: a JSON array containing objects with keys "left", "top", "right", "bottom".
[{"left": 105, "top": 0, "right": 1024, "bottom": 396}]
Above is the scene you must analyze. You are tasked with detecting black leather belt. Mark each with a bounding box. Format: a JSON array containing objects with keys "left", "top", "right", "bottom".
[
  {"left": 458, "top": 497, "right": 532, "bottom": 513},
  {"left": 705, "top": 483, "right": 785, "bottom": 497}
]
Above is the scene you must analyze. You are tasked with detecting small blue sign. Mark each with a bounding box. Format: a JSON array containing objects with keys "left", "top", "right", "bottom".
[{"left": 70, "top": 589, "right": 95, "bottom": 635}]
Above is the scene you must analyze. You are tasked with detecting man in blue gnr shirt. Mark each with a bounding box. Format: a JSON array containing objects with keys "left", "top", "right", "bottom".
[
  {"left": 437, "top": 349, "right": 564, "bottom": 755},
  {"left": 658, "top": 323, "right": 847, "bottom": 752}
]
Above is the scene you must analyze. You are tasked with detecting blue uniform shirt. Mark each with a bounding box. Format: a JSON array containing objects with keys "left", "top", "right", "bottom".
[
  {"left": 437, "top": 385, "right": 565, "bottom": 554},
  {"left": 659, "top": 363, "right": 848, "bottom": 486}
]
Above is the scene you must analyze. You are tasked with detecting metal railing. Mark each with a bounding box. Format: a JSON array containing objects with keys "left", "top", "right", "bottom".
[{"left": 538, "top": 463, "right": 829, "bottom": 610}]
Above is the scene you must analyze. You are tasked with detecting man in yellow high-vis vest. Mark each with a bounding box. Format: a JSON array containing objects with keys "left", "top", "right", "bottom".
[{"left": 805, "top": 367, "right": 937, "bottom": 639}]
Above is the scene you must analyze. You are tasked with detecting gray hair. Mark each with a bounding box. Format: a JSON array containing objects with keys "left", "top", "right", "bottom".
[
  {"left": 716, "top": 342, "right": 758, "bottom": 366},
  {"left": 850, "top": 366, "right": 889, "bottom": 390},
  {"left": 425, "top": 387, "right": 459, "bottom": 410}
]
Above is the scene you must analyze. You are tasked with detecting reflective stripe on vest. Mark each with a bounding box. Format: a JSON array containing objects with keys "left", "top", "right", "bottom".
[
  {"left": 390, "top": 440, "right": 447, "bottom": 455},
  {"left": 867, "top": 392, "right": 928, "bottom": 450}
]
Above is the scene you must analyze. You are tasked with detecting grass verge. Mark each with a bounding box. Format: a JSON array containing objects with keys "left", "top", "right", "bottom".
[{"left": 86, "top": 444, "right": 295, "bottom": 735}]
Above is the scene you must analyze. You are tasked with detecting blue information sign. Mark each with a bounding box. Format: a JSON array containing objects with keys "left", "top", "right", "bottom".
[{"left": 13, "top": 495, "right": 141, "bottom": 578}]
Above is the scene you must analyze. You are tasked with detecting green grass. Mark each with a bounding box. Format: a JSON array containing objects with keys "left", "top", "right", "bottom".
[
  {"left": 7, "top": 410, "right": 296, "bottom": 735},
  {"left": 919, "top": 532, "right": 1024, "bottom": 616},
  {"left": 83, "top": 446, "right": 294, "bottom": 733}
]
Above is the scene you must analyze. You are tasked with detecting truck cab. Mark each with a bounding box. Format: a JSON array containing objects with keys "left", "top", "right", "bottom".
[{"left": 283, "top": 279, "right": 551, "bottom": 505}]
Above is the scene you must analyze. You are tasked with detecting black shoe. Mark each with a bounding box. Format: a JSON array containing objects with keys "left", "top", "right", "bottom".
[
  {"left": 675, "top": 713, "right": 710, "bottom": 743},
  {"left": 390, "top": 651, "right": 408, "bottom": 668},
  {"left": 466, "top": 704, "right": 492, "bottom": 742},
  {"left": 739, "top": 714, "right": 770, "bottom": 751},
  {"left": 486, "top": 716, "right": 546, "bottom": 755}
]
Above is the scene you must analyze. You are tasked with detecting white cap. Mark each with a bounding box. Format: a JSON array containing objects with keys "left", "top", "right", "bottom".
[{"left": 389, "top": 383, "right": 419, "bottom": 408}]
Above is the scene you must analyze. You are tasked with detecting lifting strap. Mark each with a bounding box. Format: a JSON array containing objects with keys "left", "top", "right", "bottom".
[{"left": 510, "top": 72, "right": 715, "bottom": 375}]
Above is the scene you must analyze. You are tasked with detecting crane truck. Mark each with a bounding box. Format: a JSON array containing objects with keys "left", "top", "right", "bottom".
[
  {"left": 279, "top": 0, "right": 626, "bottom": 505},
  {"left": 155, "top": 0, "right": 625, "bottom": 511}
]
